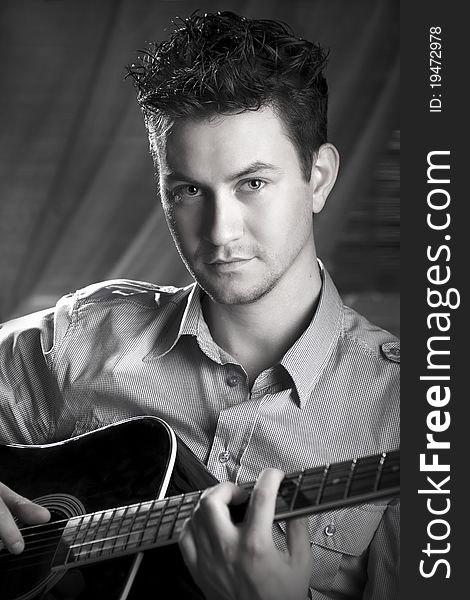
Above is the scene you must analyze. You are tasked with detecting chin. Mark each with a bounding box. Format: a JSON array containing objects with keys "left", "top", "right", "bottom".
[{"left": 197, "top": 275, "right": 277, "bottom": 306}]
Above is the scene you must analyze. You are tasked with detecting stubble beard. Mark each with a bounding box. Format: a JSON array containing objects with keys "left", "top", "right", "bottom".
[
  {"left": 167, "top": 223, "right": 276, "bottom": 305},
  {"left": 167, "top": 213, "right": 311, "bottom": 307},
  {"left": 193, "top": 266, "right": 280, "bottom": 305},
  {"left": 173, "top": 242, "right": 280, "bottom": 305}
]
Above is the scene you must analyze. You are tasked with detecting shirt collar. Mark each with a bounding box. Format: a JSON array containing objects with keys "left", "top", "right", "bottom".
[
  {"left": 280, "top": 263, "right": 343, "bottom": 407},
  {"left": 149, "top": 263, "right": 344, "bottom": 408},
  {"left": 150, "top": 283, "right": 237, "bottom": 365},
  {"left": 149, "top": 282, "right": 200, "bottom": 358}
]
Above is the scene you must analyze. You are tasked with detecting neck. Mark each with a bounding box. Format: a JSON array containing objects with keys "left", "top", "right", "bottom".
[{"left": 203, "top": 259, "right": 322, "bottom": 384}]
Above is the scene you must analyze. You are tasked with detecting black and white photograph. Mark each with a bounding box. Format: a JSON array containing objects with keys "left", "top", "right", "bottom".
[{"left": 7, "top": 1, "right": 460, "bottom": 598}]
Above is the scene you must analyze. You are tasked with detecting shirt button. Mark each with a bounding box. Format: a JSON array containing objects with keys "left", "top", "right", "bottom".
[
  {"left": 218, "top": 450, "right": 230, "bottom": 464},
  {"left": 381, "top": 342, "right": 400, "bottom": 363},
  {"left": 226, "top": 374, "right": 240, "bottom": 387},
  {"left": 324, "top": 524, "right": 336, "bottom": 536}
]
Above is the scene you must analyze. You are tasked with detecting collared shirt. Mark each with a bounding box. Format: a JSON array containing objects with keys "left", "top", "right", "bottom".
[{"left": 0, "top": 266, "right": 399, "bottom": 599}]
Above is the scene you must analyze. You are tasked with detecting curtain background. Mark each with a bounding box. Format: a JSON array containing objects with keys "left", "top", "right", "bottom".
[{"left": 0, "top": 0, "right": 399, "bottom": 335}]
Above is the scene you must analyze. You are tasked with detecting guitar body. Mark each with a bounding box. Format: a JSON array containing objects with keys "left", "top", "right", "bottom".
[
  {"left": 0, "top": 417, "right": 217, "bottom": 600},
  {"left": 0, "top": 417, "right": 400, "bottom": 600}
]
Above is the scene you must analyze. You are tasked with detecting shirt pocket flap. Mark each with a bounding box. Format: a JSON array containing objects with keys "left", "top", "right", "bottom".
[
  {"left": 307, "top": 503, "right": 388, "bottom": 556},
  {"left": 278, "top": 502, "right": 388, "bottom": 557}
]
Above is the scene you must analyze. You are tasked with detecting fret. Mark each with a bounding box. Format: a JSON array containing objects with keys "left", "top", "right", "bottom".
[
  {"left": 378, "top": 454, "right": 400, "bottom": 489},
  {"left": 147, "top": 498, "right": 168, "bottom": 545},
  {"left": 111, "top": 505, "right": 132, "bottom": 556},
  {"left": 123, "top": 502, "right": 145, "bottom": 551},
  {"left": 74, "top": 513, "right": 95, "bottom": 548},
  {"left": 150, "top": 492, "right": 201, "bottom": 544},
  {"left": 99, "top": 507, "right": 118, "bottom": 556},
  {"left": 172, "top": 502, "right": 196, "bottom": 537},
  {"left": 274, "top": 451, "right": 399, "bottom": 520},
  {"left": 289, "top": 467, "right": 323, "bottom": 510},
  {"left": 290, "top": 471, "right": 303, "bottom": 512},
  {"left": 168, "top": 495, "right": 185, "bottom": 540},
  {"left": 348, "top": 455, "right": 383, "bottom": 497},
  {"left": 316, "top": 465, "right": 329, "bottom": 505},
  {"left": 83, "top": 508, "right": 107, "bottom": 558},
  {"left": 60, "top": 514, "right": 85, "bottom": 566},
  {"left": 52, "top": 450, "right": 399, "bottom": 570},
  {"left": 157, "top": 496, "right": 185, "bottom": 541},
  {"left": 172, "top": 492, "right": 200, "bottom": 537},
  {"left": 66, "top": 511, "right": 99, "bottom": 563},
  {"left": 276, "top": 472, "right": 302, "bottom": 514},
  {"left": 73, "top": 507, "right": 126, "bottom": 562},
  {"left": 321, "top": 462, "right": 354, "bottom": 503},
  {"left": 133, "top": 499, "right": 157, "bottom": 549},
  {"left": 373, "top": 453, "right": 386, "bottom": 492},
  {"left": 65, "top": 514, "right": 85, "bottom": 548},
  {"left": 344, "top": 458, "right": 357, "bottom": 499}
]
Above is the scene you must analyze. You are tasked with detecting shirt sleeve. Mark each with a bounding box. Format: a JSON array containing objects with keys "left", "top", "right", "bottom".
[
  {"left": 363, "top": 499, "right": 400, "bottom": 600},
  {"left": 0, "top": 293, "right": 74, "bottom": 444}
]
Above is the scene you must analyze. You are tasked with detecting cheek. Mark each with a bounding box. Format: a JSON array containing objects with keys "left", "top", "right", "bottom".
[
  {"left": 248, "top": 187, "right": 311, "bottom": 246},
  {"left": 166, "top": 205, "right": 201, "bottom": 253}
]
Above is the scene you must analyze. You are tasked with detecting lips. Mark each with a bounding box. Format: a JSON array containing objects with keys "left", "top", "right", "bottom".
[
  {"left": 208, "top": 258, "right": 252, "bottom": 265},
  {"left": 206, "top": 257, "right": 254, "bottom": 272}
]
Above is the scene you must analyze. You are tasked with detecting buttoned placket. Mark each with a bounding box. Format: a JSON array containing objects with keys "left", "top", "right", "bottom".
[
  {"left": 206, "top": 366, "right": 287, "bottom": 483},
  {"left": 206, "top": 364, "right": 249, "bottom": 481}
]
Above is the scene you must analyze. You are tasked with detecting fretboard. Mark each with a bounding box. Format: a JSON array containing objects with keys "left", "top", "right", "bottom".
[{"left": 52, "top": 450, "right": 399, "bottom": 570}]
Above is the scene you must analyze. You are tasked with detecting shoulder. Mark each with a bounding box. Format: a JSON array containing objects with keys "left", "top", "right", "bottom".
[
  {"left": 0, "top": 279, "right": 194, "bottom": 351},
  {"left": 72, "top": 279, "right": 193, "bottom": 309},
  {"left": 341, "top": 304, "right": 400, "bottom": 366}
]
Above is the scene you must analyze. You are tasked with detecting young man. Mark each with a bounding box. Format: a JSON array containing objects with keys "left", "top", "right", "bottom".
[{"left": 0, "top": 12, "right": 399, "bottom": 600}]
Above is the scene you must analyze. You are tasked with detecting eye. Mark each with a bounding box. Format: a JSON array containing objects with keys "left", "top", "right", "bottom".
[
  {"left": 185, "top": 185, "right": 200, "bottom": 196},
  {"left": 239, "top": 179, "right": 266, "bottom": 192},
  {"left": 170, "top": 185, "right": 202, "bottom": 202}
]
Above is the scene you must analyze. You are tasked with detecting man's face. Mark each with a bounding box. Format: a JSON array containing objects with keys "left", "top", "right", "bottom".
[{"left": 157, "top": 106, "right": 318, "bottom": 305}]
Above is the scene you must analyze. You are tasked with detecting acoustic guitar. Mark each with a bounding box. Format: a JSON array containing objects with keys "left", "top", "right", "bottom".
[{"left": 0, "top": 416, "right": 399, "bottom": 600}]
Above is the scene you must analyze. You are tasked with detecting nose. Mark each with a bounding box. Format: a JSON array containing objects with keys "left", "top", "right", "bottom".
[{"left": 203, "top": 192, "right": 244, "bottom": 247}]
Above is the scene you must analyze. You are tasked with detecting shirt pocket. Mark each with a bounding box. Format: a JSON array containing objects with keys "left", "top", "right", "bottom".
[{"left": 277, "top": 503, "right": 388, "bottom": 595}]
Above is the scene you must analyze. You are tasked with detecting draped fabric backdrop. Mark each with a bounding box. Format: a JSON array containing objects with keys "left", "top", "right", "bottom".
[{"left": 0, "top": 0, "right": 399, "bottom": 335}]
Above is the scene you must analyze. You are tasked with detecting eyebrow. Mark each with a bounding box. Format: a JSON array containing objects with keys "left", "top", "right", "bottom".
[
  {"left": 162, "top": 161, "right": 283, "bottom": 183},
  {"left": 227, "top": 162, "right": 283, "bottom": 180}
]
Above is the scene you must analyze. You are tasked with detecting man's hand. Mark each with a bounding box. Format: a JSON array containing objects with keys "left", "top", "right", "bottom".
[
  {"left": 179, "top": 468, "right": 312, "bottom": 600},
  {"left": 0, "top": 482, "right": 50, "bottom": 553}
]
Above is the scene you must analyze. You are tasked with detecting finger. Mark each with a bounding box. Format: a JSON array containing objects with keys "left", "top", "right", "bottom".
[
  {"left": 0, "top": 483, "right": 51, "bottom": 524},
  {"left": 179, "top": 518, "right": 198, "bottom": 572},
  {"left": 0, "top": 497, "right": 27, "bottom": 554},
  {"left": 285, "top": 517, "right": 311, "bottom": 563},
  {"left": 243, "top": 468, "right": 284, "bottom": 538},
  {"left": 12, "top": 500, "right": 51, "bottom": 525},
  {"left": 0, "top": 484, "right": 50, "bottom": 554},
  {"left": 197, "top": 481, "right": 249, "bottom": 532}
]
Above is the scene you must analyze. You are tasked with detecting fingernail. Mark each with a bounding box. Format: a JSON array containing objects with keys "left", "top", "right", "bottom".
[{"left": 11, "top": 541, "right": 24, "bottom": 554}]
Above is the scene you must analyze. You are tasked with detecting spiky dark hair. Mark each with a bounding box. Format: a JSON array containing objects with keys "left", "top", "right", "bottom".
[{"left": 127, "top": 11, "right": 329, "bottom": 180}]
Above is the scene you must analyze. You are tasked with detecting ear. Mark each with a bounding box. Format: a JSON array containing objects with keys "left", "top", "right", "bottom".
[{"left": 310, "top": 143, "right": 340, "bottom": 214}]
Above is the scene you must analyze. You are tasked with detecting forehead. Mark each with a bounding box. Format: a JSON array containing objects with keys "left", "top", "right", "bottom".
[{"left": 157, "top": 106, "right": 301, "bottom": 181}]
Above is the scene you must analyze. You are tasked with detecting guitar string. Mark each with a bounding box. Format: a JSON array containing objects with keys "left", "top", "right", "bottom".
[
  {"left": 11, "top": 457, "right": 399, "bottom": 548},
  {"left": 1, "top": 458, "right": 400, "bottom": 556},
  {"left": 4, "top": 456, "right": 400, "bottom": 553},
  {"left": 0, "top": 472, "right": 395, "bottom": 575},
  {"left": 1, "top": 496, "right": 401, "bottom": 573},
  {"left": 0, "top": 495, "right": 203, "bottom": 573},
  {"left": 0, "top": 460, "right": 399, "bottom": 572}
]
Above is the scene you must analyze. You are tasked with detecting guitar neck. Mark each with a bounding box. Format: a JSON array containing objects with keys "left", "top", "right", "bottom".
[{"left": 52, "top": 450, "right": 399, "bottom": 570}]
